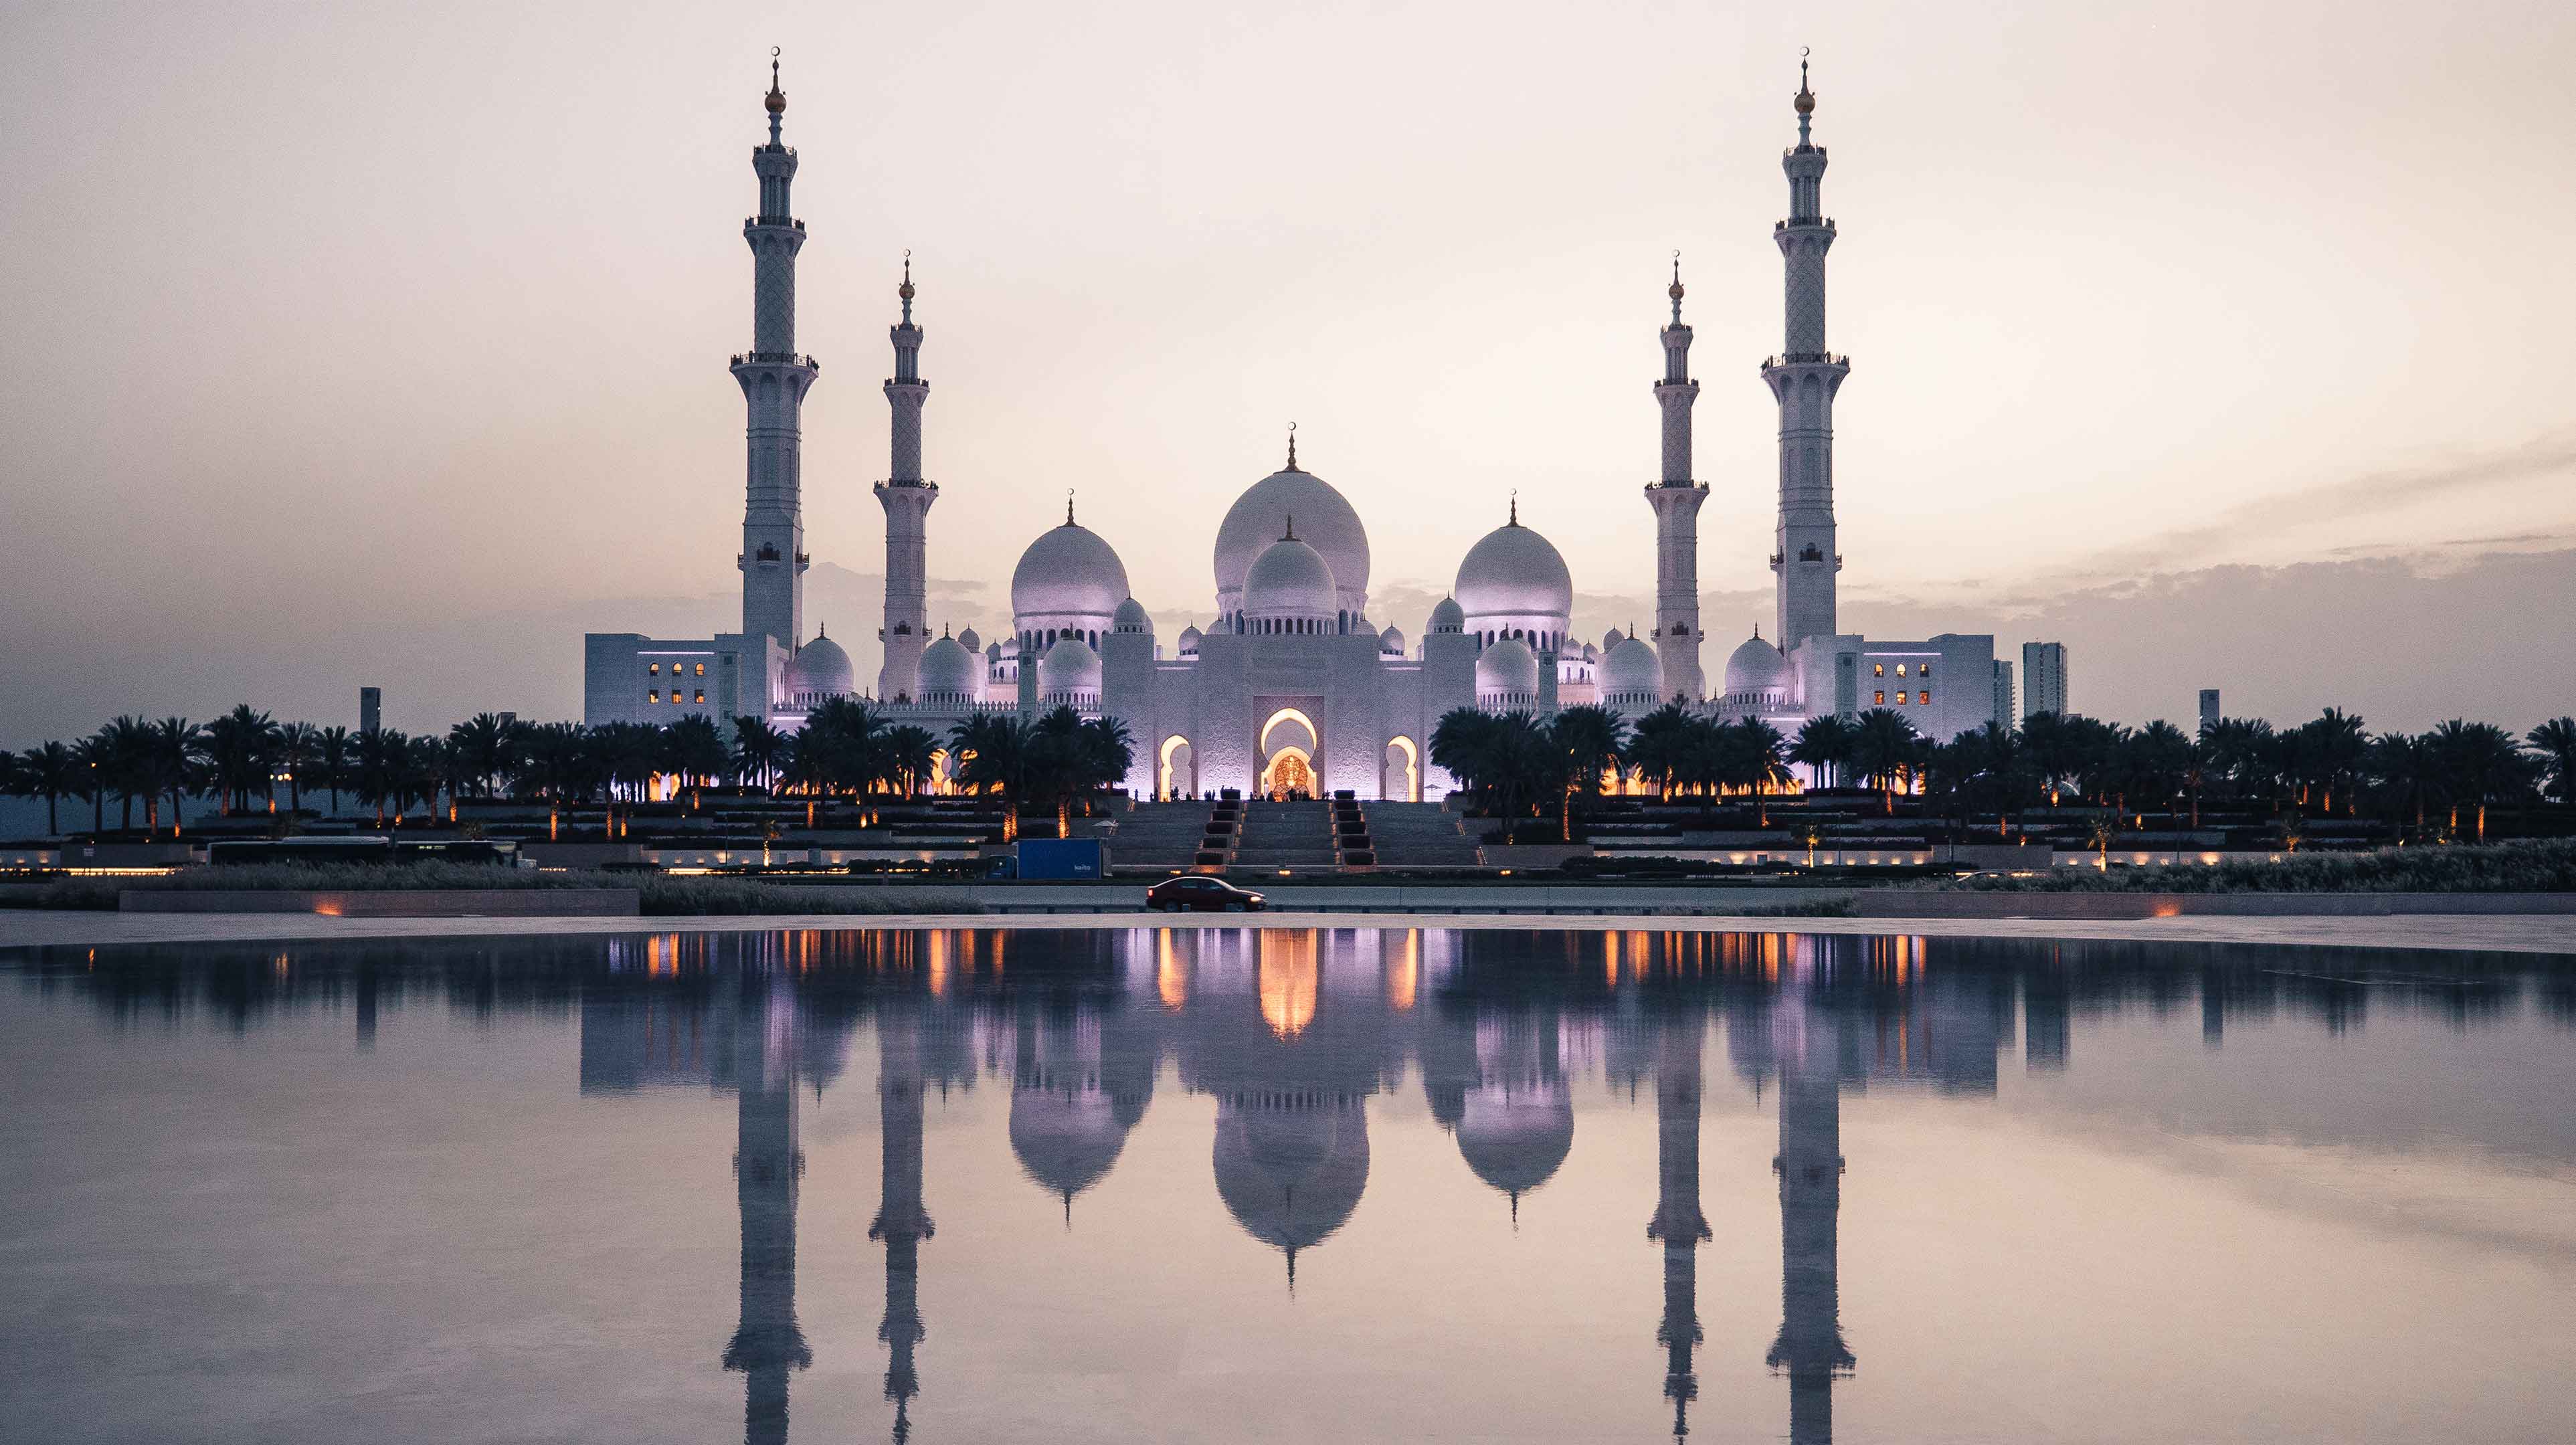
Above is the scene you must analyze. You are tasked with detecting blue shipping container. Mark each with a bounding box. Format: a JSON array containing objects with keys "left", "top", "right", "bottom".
[{"left": 1016, "top": 838, "right": 1108, "bottom": 880}]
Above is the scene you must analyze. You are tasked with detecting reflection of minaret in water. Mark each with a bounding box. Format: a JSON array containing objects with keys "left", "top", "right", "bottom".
[
  {"left": 723, "top": 987, "right": 810, "bottom": 1445},
  {"left": 871, "top": 1012, "right": 933, "bottom": 1444},
  {"left": 1768, "top": 1036, "right": 1854, "bottom": 1444},
  {"left": 1645, "top": 1020, "right": 1710, "bottom": 1441}
]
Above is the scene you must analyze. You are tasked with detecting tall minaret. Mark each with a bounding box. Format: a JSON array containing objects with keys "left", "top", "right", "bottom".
[
  {"left": 735, "top": 53, "right": 819, "bottom": 653},
  {"left": 1764, "top": 54, "right": 1849, "bottom": 653},
  {"left": 1645, "top": 256, "right": 1709, "bottom": 702},
  {"left": 1646, "top": 1018, "right": 1711, "bottom": 1442},
  {"left": 875, "top": 256, "right": 936, "bottom": 702}
]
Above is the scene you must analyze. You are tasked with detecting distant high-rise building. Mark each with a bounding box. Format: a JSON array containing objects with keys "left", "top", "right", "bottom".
[
  {"left": 1991, "top": 660, "right": 2015, "bottom": 731},
  {"left": 359, "top": 686, "right": 381, "bottom": 735},
  {"left": 2021, "top": 642, "right": 2066, "bottom": 719},
  {"left": 2197, "top": 689, "right": 2221, "bottom": 734}
]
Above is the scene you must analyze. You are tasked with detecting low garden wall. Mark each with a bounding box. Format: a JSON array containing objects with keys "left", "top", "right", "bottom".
[{"left": 119, "top": 889, "right": 641, "bottom": 917}]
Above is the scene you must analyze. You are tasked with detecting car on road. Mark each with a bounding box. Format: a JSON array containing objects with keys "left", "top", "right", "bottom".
[{"left": 1145, "top": 876, "right": 1268, "bottom": 912}]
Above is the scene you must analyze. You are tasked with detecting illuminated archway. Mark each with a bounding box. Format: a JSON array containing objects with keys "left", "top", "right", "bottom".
[
  {"left": 927, "top": 747, "right": 952, "bottom": 796},
  {"left": 1261, "top": 746, "right": 1315, "bottom": 800},
  {"left": 1382, "top": 735, "right": 1420, "bottom": 802},
  {"left": 1157, "top": 735, "right": 1196, "bottom": 800},
  {"left": 1259, "top": 707, "right": 1319, "bottom": 757}
]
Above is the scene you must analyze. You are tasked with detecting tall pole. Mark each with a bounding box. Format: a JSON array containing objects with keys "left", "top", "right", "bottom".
[
  {"left": 1647, "top": 1017, "right": 1711, "bottom": 1440},
  {"left": 723, "top": 983, "right": 810, "bottom": 1445},
  {"left": 871, "top": 1007, "right": 934, "bottom": 1443}
]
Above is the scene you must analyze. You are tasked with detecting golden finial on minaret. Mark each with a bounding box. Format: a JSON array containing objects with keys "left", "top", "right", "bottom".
[
  {"left": 765, "top": 47, "right": 786, "bottom": 114},
  {"left": 1285, "top": 421, "right": 1299, "bottom": 472},
  {"left": 1795, "top": 47, "right": 1815, "bottom": 115}
]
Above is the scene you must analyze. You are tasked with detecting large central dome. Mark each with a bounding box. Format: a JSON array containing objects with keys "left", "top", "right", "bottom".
[
  {"left": 1214, "top": 463, "right": 1370, "bottom": 618},
  {"left": 1012, "top": 517, "right": 1131, "bottom": 627}
]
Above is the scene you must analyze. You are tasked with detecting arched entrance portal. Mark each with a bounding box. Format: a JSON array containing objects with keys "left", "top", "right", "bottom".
[
  {"left": 1257, "top": 707, "right": 1321, "bottom": 800},
  {"left": 1381, "top": 735, "right": 1420, "bottom": 802},
  {"left": 1262, "top": 747, "right": 1316, "bottom": 800},
  {"left": 1158, "top": 735, "right": 1196, "bottom": 800}
]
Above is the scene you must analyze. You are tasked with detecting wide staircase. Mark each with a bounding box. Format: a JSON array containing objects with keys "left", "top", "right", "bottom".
[
  {"left": 1360, "top": 802, "right": 1485, "bottom": 868},
  {"left": 1230, "top": 801, "right": 1339, "bottom": 873},
  {"left": 1106, "top": 801, "right": 1216, "bottom": 868}
]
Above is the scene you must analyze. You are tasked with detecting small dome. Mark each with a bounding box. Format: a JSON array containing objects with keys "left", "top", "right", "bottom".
[
  {"left": 1455, "top": 519, "right": 1574, "bottom": 626},
  {"left": 1012, "top": 519, "right": 1131, "bottom": 624},
  {"left": 1243, "top": 534, "right": 1339, "bottom": 620},
  {"left": 1582, "top": 642, "right": 1598, "bottom": 662},
  {"left": 920, "top": 635, "right": 979, "bottom": 698},
  {"left": 1215, "top": 467, "right": 1370, "bottom": 616},
  {"left": 1724, "top": 632, "right": 1790, "bottom": 698},
  {"left": 1603, "top": 627, "right": 1626, "bottom": 650},
  {"left": 788, "top": 630, "right": 853, "bottom": 698},
  {"left": 1177, "top": 623, "right": 1203, "bottom": 656},
  {"left": 1601, "top": 636, "right": 1663, "bottom": 700},
  {"left": 1112, "top": 597, "right": 1152, "bottom": 634},
  {"left": 1475, "top": 638, "right": 1541, "bottom": 701},
  {"left": 1213, "top": 1100, "right": 1370, "bottom": 1257},
  {"left": 957, "top": 626, "right": 982, "bottom": 654},
  {"left": 1427, "top": 597, "right": 1465, "bottom": 634},
  {"left": 1378, "top": 625, "right": 1406, "bottom": 656},
  {"left": 1037, "top": 637, "right": 1102, "bottom": 698}
]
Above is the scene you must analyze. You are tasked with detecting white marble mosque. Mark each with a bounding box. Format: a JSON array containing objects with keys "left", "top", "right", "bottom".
[{"left": 583, "top": 58, "right": 2000, "bottom": 799}]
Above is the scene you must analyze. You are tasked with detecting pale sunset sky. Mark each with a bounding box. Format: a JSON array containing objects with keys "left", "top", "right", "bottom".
[{"left": 2, "top": 0, "right": 2572, "bottom": 744}]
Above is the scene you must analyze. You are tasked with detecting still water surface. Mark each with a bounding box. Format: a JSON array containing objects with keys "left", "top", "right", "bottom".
[{"left": 5, "top": 929, "right": 2575, "bottom": 1444}]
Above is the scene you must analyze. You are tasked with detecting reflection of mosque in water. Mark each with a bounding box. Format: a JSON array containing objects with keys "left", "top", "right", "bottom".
[{"left": 574, "top": 928, "right": 2019, "bottom": 1443}]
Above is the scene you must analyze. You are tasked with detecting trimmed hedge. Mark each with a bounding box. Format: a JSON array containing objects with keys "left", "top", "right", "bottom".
[{"left": 1948, "top": 839, "right": 2576, "bottom": 894}]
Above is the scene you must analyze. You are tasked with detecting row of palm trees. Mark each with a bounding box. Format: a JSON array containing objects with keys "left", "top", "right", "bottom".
[
  {"left": 1422, "top": 702, "right": 2576, "bottom": 844},
  {"left": 1, "top": 701, "right": 1136, "bottom": 840}
]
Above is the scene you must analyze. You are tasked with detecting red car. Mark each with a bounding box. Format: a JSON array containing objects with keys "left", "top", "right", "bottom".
[{"left": 1145, "top": 876, "right": 1268, "bottom": 912}]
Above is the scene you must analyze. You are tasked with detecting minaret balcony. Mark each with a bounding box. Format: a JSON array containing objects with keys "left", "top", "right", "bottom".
[
  {"left": 1761, "top": 353, "right": 1848, "bottom": 369},
  {"left": 882, "top": 376, "right": 930, "bottom": 389},
  {"left": 744, "top": 216, "right": 806, "bottom": 231},
  {"left": 1773, "top": 217, "right": 1835, "bottom": 232},
  {"left": 732, "top": 352, "right": 820, "bottom": 369}
]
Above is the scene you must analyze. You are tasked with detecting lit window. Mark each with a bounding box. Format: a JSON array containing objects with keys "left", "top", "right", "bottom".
[
  {"left": 1873, "top": 690, "right": 1885, "bottom": 705},
  {"left": 695, "top": 662, "right": 706, "bottom": 676},
  {"left": 648, "top": 663, "right": 660, "bottom": 676},
  {"left": 1896, "top": 664, "right": 1908, "bottom": 678},
  {"left": 648, "top": 689, "right": 660, "bottom": 702},
  {"left": 694, "top": 690, "right": 706, "bottom": 704},
  {"left": 1873, "top": 663, "right": 1884, "bottom": 677},
  {"left": 1920, "top": 663, "right": 1933, "bottom": 678},
  {"left": 1918, "top": 690, "right": 1930, "bottom": 704}
]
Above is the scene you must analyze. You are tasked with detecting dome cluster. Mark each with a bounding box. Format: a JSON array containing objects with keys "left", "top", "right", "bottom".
[
  {"left": 1723, "top": 630, "right": 1792, "bottom": 708},
  {"left": 786, "top": 627, "right": 853, "bottom": 702}
]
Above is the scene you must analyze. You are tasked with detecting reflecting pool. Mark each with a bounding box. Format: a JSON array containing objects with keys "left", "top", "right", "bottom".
[{"left": 5, "top": 929, "right": 2575, "bottom": 1443}]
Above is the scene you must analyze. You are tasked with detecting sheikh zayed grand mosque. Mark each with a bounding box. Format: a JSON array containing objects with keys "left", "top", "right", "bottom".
[{"left": 583, "top": 58, "right": 2001, "bottom": 800}]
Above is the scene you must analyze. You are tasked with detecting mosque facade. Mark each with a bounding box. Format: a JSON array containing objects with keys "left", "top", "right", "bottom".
[{"left": 583, "top": 60, "right": 1999, "bottom": 796}]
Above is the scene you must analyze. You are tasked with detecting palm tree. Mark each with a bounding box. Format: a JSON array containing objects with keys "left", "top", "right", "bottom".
[
  {"left": 2130, "top": 720, "right": 2193, "bottom": 825},
  {"left": 950, "top": 712, "right": 1032, "bottom": 841},
  {"left": 2527, "top": 717, "right": 2576, "bottom": 805},
  {"left": 446, "top": 713, "right": 521, "bottom": 799},
  {"left": 148, "top": 716, "right": 201, "bottom": 836},
  {"left": 397, "top": 735, "right": 448, "bottom": 826},
  {"left": 18, "top": 741, "right": 79, "bottom": 836},
  {"left": 200, "top": 704, "right": 278, "bottom": 815},
  {"left": 314, "top": 725, "right": 355, "bottom": 818},
  {"left": 274, "top": 722, "right": 320, "bottom": 817},
  {"left": 662, "top": 714, "right": 733, "bottom": 809},
  {"left": 2020, "top": 710, "right": 2081, "bottom": 807},
  {"left": 732, "top": 714, "right": 788, "bottom": 793},
  {"left": 98, "top": 716, "right": 156, "bottom": 832},
  {"left": 355, "top": 727, "right": 408, "bottom": 828},
  {"left": 2308, "top": 708, "right": 2369, "bottom": 815},
  {"left": 71, "top": 732, "right": 112, "bottom": 834},
  {"left": 1548, "top": 704, "right": 1628, "bottom": 840},
  {"left": 1949, "top": 720, "right": 2024, "bottom": 837},
  {"left": 1848, "top": 708, "right": 1922, "bottom": 815},
  {"left": 1725, "top": 718, "right": 1790, "bottom": 827},
  {"left": 1787, "top": 714, "right": 1855, "bottom": 791},
  {"left": 1622, "top": 704, "right": 1695, "bottom": 801},
  {"left": 2367, "top": 731, "right": 2442, "bottom": 837},
  {"left": 2432, "top": 720, "right": 2531, "bottom": 842}
]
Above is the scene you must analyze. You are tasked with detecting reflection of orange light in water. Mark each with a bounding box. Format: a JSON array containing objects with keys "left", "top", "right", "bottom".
[
  {"left": 1158, "top": 931, "right": 1188, "bottom": 1010},
  {"left": 1385, "top": 931, "right": 1418, "bottom": 1012},
  {"left": 927, "top": 931, "right": 950, "bottom": 995},
  {"left": 646, "top": 934, "right": 683, "bottom": 975},
  {"left": 1257, "top": 931, "right": 1319, "bottom": 1038}
]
